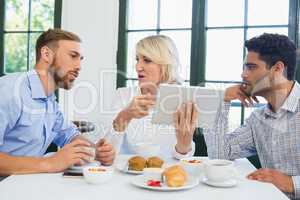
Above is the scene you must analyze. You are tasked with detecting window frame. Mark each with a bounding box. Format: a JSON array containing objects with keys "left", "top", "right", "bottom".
[{"left": 0, "top": 0, "right": 63, "bottom": 77}]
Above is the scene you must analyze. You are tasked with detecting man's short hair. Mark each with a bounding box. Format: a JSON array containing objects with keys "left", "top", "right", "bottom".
[
  {"left": 245, "top": 33, "right": 297, "bottom": 80},
  {"left": 35, "top": 28, "right": 81, "bottom": 62}
]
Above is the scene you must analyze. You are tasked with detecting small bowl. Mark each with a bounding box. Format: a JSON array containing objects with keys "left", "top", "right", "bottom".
[
  {"left": 83, "top": 166, "right": 114, "bottom": 184},
  {"left": 132, "top": 143, "right": 160, "bottom": 158},
  {"left": 179, "top": 157, "right": 207, "bottom": 178},
  {"left": 143, "top": 167, "right": 164, "bottom": 181}
]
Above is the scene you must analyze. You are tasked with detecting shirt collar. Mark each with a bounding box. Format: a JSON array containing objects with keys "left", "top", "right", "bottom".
[
  {"left": 280, "top": 81, "right": 300, "bottom": 113},
  {"left": 264, "top": 81, "right": 300, "bottom": 118},
  {"left": 27, "top": 70, "right": 56, "bottom": 101}
]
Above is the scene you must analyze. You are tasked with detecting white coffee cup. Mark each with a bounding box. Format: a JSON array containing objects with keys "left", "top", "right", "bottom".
[
  {"left": 143, "top": 168, "right": 163, "bottom": 182},
  {"left": 84, "top": 146, "right": 96, "bottom": 162},
  {"left": 204, "top": 159, "right": 237, "bottom": 182}
]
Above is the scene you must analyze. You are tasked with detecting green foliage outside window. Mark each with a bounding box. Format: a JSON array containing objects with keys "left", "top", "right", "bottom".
[{"left": 4, "top": 0, "right": 54, "bottom": 73}]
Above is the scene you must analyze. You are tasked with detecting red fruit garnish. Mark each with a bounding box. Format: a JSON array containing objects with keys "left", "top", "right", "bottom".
[{"left": 147, "top": 180, "right": 162, "bottom": 187}]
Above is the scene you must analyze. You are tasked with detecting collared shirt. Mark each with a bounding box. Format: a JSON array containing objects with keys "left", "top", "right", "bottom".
[
  {"left": 0, "top": 70, "right": 79, "bottom": 157},
  {"left": 204, "top": 81, "right": 300, "bottom": 200},
  {"left": 106, "top": 86, "right": 195, "bottom": 160}
]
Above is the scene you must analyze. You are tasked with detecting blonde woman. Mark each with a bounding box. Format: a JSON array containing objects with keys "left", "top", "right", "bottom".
[{"left": 108, "top": 35, "right": 197, "bottom": 159}]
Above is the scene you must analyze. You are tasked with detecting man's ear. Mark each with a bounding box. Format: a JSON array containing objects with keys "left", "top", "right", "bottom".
[
  {"left": 272, "top": 61, "right": 285, "bottom": 74},
  {"left": 40, "top": 46, "right": 53, "bottom": 63}
]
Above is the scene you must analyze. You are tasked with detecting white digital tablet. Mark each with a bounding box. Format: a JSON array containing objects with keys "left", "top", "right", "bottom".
[{"left": 151, "top": 84, "right": 225, "bottom": 128}]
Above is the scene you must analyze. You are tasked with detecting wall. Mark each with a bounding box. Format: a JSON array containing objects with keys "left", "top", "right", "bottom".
[{"left": 59, "top": 0, "right": 119, "bottom": 137}]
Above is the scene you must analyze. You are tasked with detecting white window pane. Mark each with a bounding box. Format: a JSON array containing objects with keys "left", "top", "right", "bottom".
[
  {"left": 228, "top": 107, "right": 241, "bottom": 132},
  {"left": 248, "top": 0, "right": 289, "bottom": 25},
  {"left": 127, "top": 32, "right": 156, "bottom": 78},
  {"left": 206, "top": 29, "right": 244, "bottom": 82},
  {"left": 207, "top": 0, "right": 244, "bottom": 27},
  {"left": 128, "top": 0, "right": 158, "bottom": 30},
  {"left": 160, "top": 30, "right": 191, "bottom": 81},
  {"left": 205, "top": 82, "right": 235, "bottom": 91},
  {"left": 247, "top": 27, "right": 288, "bottom": 40},
  {"left": 160, "top": 0, "right": 192, "bottom": 29},
  {"left": 126, "top": 80, "right": 139, "bottom": 87}
]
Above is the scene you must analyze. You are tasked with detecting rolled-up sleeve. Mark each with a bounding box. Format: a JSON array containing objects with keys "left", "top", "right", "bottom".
[
  {"left": 172, "top": 141, "right": 195, "bottom": 160},
  {"left": 52, "top": 109, "right": 79, "bottom": 147}
]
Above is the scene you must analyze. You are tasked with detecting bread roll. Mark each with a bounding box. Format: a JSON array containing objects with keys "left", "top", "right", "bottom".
[
  {"left": 163, "top": 165, "right": 187, "bottom": 187},
  {"left": 128, "top": 156, "right": 146, "bottom": 171},
  {"left": 147, "top": 156, "right": 164, "bottom": 168}
]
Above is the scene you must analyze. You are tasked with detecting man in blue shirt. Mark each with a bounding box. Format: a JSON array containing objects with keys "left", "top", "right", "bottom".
[{"left": 0, "top": 29, "right": 115, "bottom": 175}]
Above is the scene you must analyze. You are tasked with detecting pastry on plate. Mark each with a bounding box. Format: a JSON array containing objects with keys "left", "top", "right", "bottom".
[
  {"left": 146, "top": 156, "right": 164, "bottom": 168},
  {"left": 128, "top": 156, "right": 147, "bottom": 171},
  {"left": 163, "top": 165, "right": 187, "bottom": 187}
]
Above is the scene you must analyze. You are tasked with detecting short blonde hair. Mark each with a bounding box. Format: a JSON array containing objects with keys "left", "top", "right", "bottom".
[{"left": 136, "top": 35, "right": 182, "bottom": 84}]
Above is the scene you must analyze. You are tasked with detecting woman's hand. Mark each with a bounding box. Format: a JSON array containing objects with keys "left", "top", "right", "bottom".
[
  {"left": 173, "top": 102, "right": 198, "bottom": 154},
  {"left": 113, "top": 93, "right": 156, "bottom": 132}
]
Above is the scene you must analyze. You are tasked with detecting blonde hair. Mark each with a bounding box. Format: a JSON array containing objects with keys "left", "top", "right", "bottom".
[{"left": 136, "top": 35, "right": 182, "bottom": 84}]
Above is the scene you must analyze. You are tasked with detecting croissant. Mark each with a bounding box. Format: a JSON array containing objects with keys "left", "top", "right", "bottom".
[{"left": 163, "top": 165, "right": 187, "bottom": 187}]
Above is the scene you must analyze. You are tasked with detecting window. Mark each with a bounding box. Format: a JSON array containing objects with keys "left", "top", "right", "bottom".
[
  {"left": 0, "top": 0, "right": 62, "bottom": 76},
  {"left": 117, "top": 0, "right": 300, "bottom": 127},
  {"left": 205, "top": 0, "right": 295, "bottom": 124},
  {"left": 120, "top": 0, "right": 192, "bottom": 87}
]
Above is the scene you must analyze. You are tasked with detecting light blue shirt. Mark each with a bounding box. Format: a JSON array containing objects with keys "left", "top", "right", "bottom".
[{"left": 0, "top": 70, "right": 79, "bottom": 157}]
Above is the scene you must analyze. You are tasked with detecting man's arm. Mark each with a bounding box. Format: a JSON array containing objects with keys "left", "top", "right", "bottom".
[
  {"left": 203, "top": 85, "right": 257, "bottom": 160},
  {"left": 247, "top": 168, "right": 296, "bottom": 198},
  {"left": 0, "top": 152, "right": 51, "bottom": 175},
  {"left": 0, "top": 139, "right": 94, "bottom": 175}
]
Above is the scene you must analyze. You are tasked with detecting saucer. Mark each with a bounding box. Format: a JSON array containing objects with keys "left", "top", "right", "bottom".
[
  {"left": 202, "top": 177, "right": 237, "bottom": 188},
  {"left": 115, "top": 162, "right": 143, "bottom": 175}
]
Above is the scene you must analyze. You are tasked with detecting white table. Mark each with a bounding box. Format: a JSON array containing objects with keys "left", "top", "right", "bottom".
[{"left": 0, "top": 156, "right": 289, "bottom": 200}]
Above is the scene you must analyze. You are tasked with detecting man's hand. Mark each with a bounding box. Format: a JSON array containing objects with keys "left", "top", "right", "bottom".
[
  {"left": 45, "top": 139, "right": 94, "bottom": 173},
  {"left": 247, "top": 168, "right": 294, "bottom": 193},
  {"left": 95, "top": 139, "right": 116, "bottom": 166},
  {"left": 224, "top": 85, "right": 259, "bottom": 107},
  {"left": 174, "top": 102, "right": 198, "bottom": 154}
]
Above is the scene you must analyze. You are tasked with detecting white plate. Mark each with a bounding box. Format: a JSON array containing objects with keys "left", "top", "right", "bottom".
[
  {"left": 115, "top": 162, "right": 144, "bottom": 175},
  {"left": 201, "top": 177, "right": 237, "bottom": 188},
  {"left": 131, "top": 175, "right": 199, "bottom": 191}
]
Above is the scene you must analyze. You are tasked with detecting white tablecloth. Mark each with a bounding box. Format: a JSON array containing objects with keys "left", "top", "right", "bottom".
[{"left": 0, "top": 156, "right": 289, "bottom": 200}]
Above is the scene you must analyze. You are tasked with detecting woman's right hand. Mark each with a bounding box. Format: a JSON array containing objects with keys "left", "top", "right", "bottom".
[{"left": 113, "top": 93, "right": 156, "bottom": 132}]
